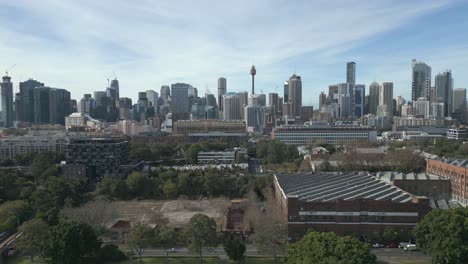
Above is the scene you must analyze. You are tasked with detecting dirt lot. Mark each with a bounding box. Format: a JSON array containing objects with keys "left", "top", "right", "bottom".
[{"left": 62, "top": 198, "right": 230, "bottom": 228}]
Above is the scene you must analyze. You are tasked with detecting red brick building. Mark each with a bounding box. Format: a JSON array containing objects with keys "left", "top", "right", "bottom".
[
  {"left": 273, "top": 172, "right": 431, "bottom": 242},
  {"left": 426, "top": 158, "right": 468, "bottom": 206}
]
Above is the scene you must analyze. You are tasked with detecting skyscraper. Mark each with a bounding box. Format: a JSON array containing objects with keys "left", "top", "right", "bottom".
[
  {"left": 453, "top": 88, "right": 467, "bottom": 114},
  {"left": 346, "top": 62, "right": 356, "bottom": 85},
  {"left": 414, "top": 97, "right": 430, "bottom": 118},
  {"left": 288, "top": 74, "right": 302, "bottom": 118},
  {"left": 379, "top": 82, "right": 393, "bottom": 107},
  {"left": 249, "top": 94, "right": 266, "bottom": 107},
  {"left": 49, "top": 88, "right": 71, "bottom": 125},
  {"left": 269, "top": 93, "right": 279, "bottom": 113},
  {"left": 238, "top": 91, "right": 248, "bottom": 119},
  {"left": 19, "top": 78, "right": 44, "bottom": 123},
  {"left": 217, "top": 77, "right": 226, "bottom": 111},
  {"left": 283, "top": 81, "right": 289, "bottom": 102},
  {"left": 223, "top": 93, "right": 242, "bottom": 120},
  {"left": 0, "top": 75, "right": 14, "bottom": 127},
  {"left": 319, "top": 91, "right": 326, "bottom": 111},
  {"left": 146, "top": 90, "right": 159, "bottom": 108},
  {"left": 34, "top": 87, "right": 51, "bottom": 123},
  {"left": 368, "top": 82, "right": 380, "bottom": 115},
  {"left": 354, "top": 84, "right": 365, "bottom": 117},
  {"left": 110, "top": 78, "right": 119, "bottom": 106},
  {"left": 337, "top": 83, "right": 353, "bottom": 118},
  {"left": 435, "top": 70, "right": 453, "bottom": 117},
  {"left": 170, "top": 83, "right": 190, "bottom": 114},
  {"left": 412, "top": 59, "right": 431, "bottom": 101},
  {"left": 160, "top": 85, "right": 170, "bottom": 105},
  {"left": 78, "top": 94, "right": 95, "bottom": 114}
]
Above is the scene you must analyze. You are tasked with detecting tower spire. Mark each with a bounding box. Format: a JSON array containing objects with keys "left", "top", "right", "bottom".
[{"left": 250, "top": 65, "right": 256, "bottom": 95}]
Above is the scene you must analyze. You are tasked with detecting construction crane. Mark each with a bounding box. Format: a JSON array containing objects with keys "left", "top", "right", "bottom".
[{"left": 5, "top": 64, "right": 16, "bottom": 76}]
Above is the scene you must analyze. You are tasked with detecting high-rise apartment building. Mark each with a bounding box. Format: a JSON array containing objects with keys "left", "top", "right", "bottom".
[
  {"left": 218, "top": 77, "right": 227, "bottom": 111},
  {"left": 346, "top": 62, "right": 356, "bottom": 85},
  {"left": 354, "top": 84, "right": 365, "bottom": 117},
  {"left": 223, "top": 93, "right": 242, "bottom": 120},
  {"left": 18, "top": 79, "right": 44, "bottom": 123},
  {"left": 368, "top": 82, "right": 380, "bottom": 115},
  {"left": 170, "top": 83, "right": 190, "bottom": 114},
  {"left": 435, "top": 71, "right": 453, "bottom": 117},
  {"left": 288, "top": 74, "right": 302, "bottom": 118},
  {"left": 412, "top": 59, "right": 431, "bottom": 101},
  {"left": 1, "top": 76, "right": 14, "bottom": 128}
]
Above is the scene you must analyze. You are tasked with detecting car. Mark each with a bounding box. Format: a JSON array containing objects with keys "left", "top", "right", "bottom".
[
  {"left": 404, "top": 244, "right": 418, "bottom": 251},
  {"left": 372, "top": 243, "right": 385, "bottom": 248},
  {"left": 387, "top": 243, "right": 397, "bottom": 248},
  {"left": 166, "top": 248, "right": 176, "bottom": 253},
  {"left": 398, "top": 242, "right": 409, "bottom": 249}
]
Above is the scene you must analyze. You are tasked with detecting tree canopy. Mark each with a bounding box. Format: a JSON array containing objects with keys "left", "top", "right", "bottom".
[
  {"left": 185, "top": 213, "right": 219, "bottom": 263},
  {"left": 224, "top": 240, "right": 246, "bottom": 264},
  {"left": 127, "top": 223, "right": 155, "bottom": 262},
  {"left": 42, "top": 221, "right": 101, "bottom": 264},
  {"left": 286, "top": 231, "right": 377, "bottom": 264},
  {"left": 413, "top": 208, "right": 468, "bottom": 264}
]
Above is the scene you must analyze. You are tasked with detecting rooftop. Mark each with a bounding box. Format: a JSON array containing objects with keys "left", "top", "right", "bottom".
[
  {"left": 377, "top": 172, "right": 447, "bottom": 182},
  {"left": 275, "top": 172, "right": 418, "bottom": 203},
  {"left": 433, "top": 157, "right": 468, "bottom": 168}
]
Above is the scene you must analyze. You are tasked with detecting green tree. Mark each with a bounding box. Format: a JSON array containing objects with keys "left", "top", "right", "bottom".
[
  {"left": 0, "top": 170, "right": 26, "bottom": 202},
  {"left": 185, "top": 214, "right": 219, "bottom": 263},
  {"left": 16, "top": 219, "right": 49, "bottom": 262},
  {"left": 413, "top": 208, "right": 468, "bottom": 264},
  {"left": 31, "top": 153, "right": 54, "bottom": 185},
  {"left": 224, "top": 240, "right": 246, "bottom": 264},
  {"left": 96, "top": 244, "right": 127, "bottom": 263},
  {"left": 127, "top": 223, "right": 155, "bottom": 262},
  {"left": 42, "top": 221, "right": 101, "bottom": 264},
  {"left": 163, "top": 180, "right": 178, "bottom": 199},
  {"left": 129, "top": 144, "right": 153, "bottom": 161},
  {"left": 247, "top": 188, "right": 287, "bottom": 264},
  {"left": 126, "top": 172, "right": 155, "bottom": 198},
  {"left": 285, "top": 231, "right": 377, "bottom": 264},
  {"left": 185, "top": 144, "right": 202, "bottom": 164},
  {"left": 0, "top": 200, "right": 30, "bottom": 232},
  {"left": 382, "top": 226, "right": 398, "bottom": 244}
]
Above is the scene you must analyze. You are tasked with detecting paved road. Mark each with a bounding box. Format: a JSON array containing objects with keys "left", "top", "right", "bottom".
[
  {"left": 139, "top": 247, "right": 431, "bottom": 263},
  {"left": 141, "top": 246, "right": 263, "bottom": 257},
  {"left": 371, "top": 248, "right": 431, "bottom": 264}
]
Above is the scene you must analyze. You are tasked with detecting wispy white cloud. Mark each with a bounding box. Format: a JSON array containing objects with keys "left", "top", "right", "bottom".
[{"left": 0, "top": 0, "right": 463, "bottom": 106}]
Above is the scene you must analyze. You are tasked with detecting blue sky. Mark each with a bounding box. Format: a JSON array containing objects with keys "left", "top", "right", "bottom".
[{"left": 1, "top": 0, "right": 467, "bottom": 107}]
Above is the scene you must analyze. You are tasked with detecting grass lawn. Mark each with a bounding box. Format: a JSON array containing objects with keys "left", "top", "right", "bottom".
[{"left": 6, "top": 256, "right": 281, "bottom": 264}]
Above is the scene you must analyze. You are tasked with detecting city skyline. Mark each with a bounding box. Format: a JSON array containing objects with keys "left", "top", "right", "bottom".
[{"left": 1, "top": 1, "right": 468, "bottom": 107}]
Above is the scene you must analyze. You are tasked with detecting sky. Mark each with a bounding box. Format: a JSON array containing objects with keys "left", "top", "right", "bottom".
[{"left": 1, "top": 0, "right": 468, "bottom": 108}]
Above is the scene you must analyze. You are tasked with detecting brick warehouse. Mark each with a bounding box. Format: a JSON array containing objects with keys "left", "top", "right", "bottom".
[
  {"left": 273, "top": 172, "right": 431, "bottom": 242},
  {"left": 426, "top": 158, "right": 468, "bottom": 206}
]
